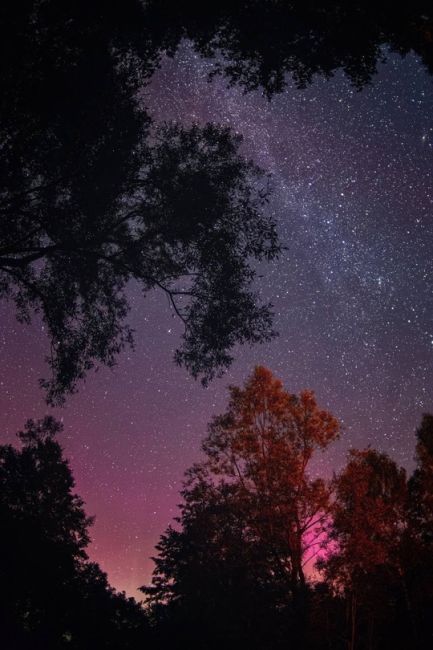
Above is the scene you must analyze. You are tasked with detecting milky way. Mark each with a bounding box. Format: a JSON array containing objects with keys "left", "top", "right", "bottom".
[{"left": 1, "top": 44, "right": 433, "bottom": 597}]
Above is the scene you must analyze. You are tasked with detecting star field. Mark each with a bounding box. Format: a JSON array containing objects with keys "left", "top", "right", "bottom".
[{"left": 1, "top": 44, "right": 433, "bottom": 597}]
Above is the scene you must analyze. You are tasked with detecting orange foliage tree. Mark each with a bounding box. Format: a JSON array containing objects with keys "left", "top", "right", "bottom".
[
  {"left": 195, "top": 366, "right": 339, "bottom": 596},
  {"left": 144, "top": 366, "right": 340, "bottom": 647},
  {"left": 320, "top": 449, "right": 408, "bottom": 650}
]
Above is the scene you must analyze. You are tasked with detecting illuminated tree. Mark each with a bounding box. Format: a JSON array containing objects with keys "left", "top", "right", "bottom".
[
  {"left": 144, "top": 367, "right": 340, "bottom": 645},
  {"left": 320, "top": 449, "right": 408, "bottom": 650},
  {"left": 202, "top": 366, "right": 339, "bottom": 594}
]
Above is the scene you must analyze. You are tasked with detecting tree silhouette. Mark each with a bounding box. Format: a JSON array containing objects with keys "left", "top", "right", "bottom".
[
  {"left": 144, "top": 479, "right": 287, "bottom": 649},
  {"left": 145, "top": 1, "right": 433, "bottom": 95},
  {"left": 406, "top": 414, "right": 433, "bottom": 645},
  {"left": 143, "top": 366, "right": 340, "bottom": 646},
  {"left": 0, "top": 1, "right": 280, "bottom": 404},
  {"left": 409, "top": 414, "right": 433, "bottom": 546},
  {"left": 0, "top": 417, "right": 148, "bottom": 649}
]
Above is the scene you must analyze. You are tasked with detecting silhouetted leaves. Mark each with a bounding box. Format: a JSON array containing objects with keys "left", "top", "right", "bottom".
[
  {"left": 0, "top": 418, "right": 148, "bottom": 649},
  {"left": 145, "top": 1, "right": 433, "bottom": 95},
  {"left": 0, "top": 1, "right": 280, "bottom": 404}
]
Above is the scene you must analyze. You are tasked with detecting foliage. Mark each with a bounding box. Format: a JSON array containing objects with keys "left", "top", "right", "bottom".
[
  {"left": 318, "top": 450, "right": 409, "bottom": 649},
  {"left": 2, "top": 399, "right": 433, "bottom": 649},
  {"left": 409, "top": 414, "right": 433, "bottom": 546},
  {"left": 0, "top": 417, "right": 148, "bottom": 649},
  {"left": 144, "top": 373, "right": 433, "bottom": 649},
  {"left": 0, "top": 0, "right": 280, "bottom": 404},
  {"left": 143, "top": 366, "right": 340, "bottom": 646},
  {"left": 325, "top": 449, "right": 408, "bottom": 581},
  {"left": 145, "top": 1, "right": 433, "bottom": 95}
]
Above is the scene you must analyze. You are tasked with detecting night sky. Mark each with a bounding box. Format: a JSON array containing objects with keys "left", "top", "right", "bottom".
[{"left": 1, "top": 43, "right": 433, "bottom": 598}]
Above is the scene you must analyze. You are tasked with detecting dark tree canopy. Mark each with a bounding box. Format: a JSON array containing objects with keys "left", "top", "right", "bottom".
[
  {"left": 0, "top": 417, "right": 148, "bottom": 649},
  {"left": 0, "top": 1, "right": 280, "bottom": 403},
  {"left": 406, "top": 414, "right": 433, "bottom": 645},
  {"left": 145, "top": 1, "right": 433, "bottom": 95},
  {"left": 144, "top": 478, "right": 291, "bottom": 650}
]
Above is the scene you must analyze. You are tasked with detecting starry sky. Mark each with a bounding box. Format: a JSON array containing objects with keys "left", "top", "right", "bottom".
[{"left": 1, "top": 43, "right": 433, "bottom": 598}]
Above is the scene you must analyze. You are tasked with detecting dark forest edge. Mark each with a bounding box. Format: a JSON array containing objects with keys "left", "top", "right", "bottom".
[
  {"left": 2, "top": 368, "right": 433, "bottom": 650},
  {"left": 2, "top": 1, "right": 433, "bottom": 403}
]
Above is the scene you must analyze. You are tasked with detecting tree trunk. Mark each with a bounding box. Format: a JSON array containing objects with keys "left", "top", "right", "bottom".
[
  {"left": 401, "top": 574, "right": 418, "bottom": 649},
  {"left": 368, "top": 612, "right": 374, "bottom": 650},
  {"left": 349, "top": 592, "right": 356, "bottom": 650}
]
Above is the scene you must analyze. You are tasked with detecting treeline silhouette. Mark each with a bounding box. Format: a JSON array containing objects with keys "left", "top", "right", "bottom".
[
  {"left": 0, "top": 417, "right": 149, "bottom": 649},
  {"left": 2, "top": 368, "right": 433, "bottom": 649},
  {"left": 2, "top": 1, "right": 433, "bottom": 402}
]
